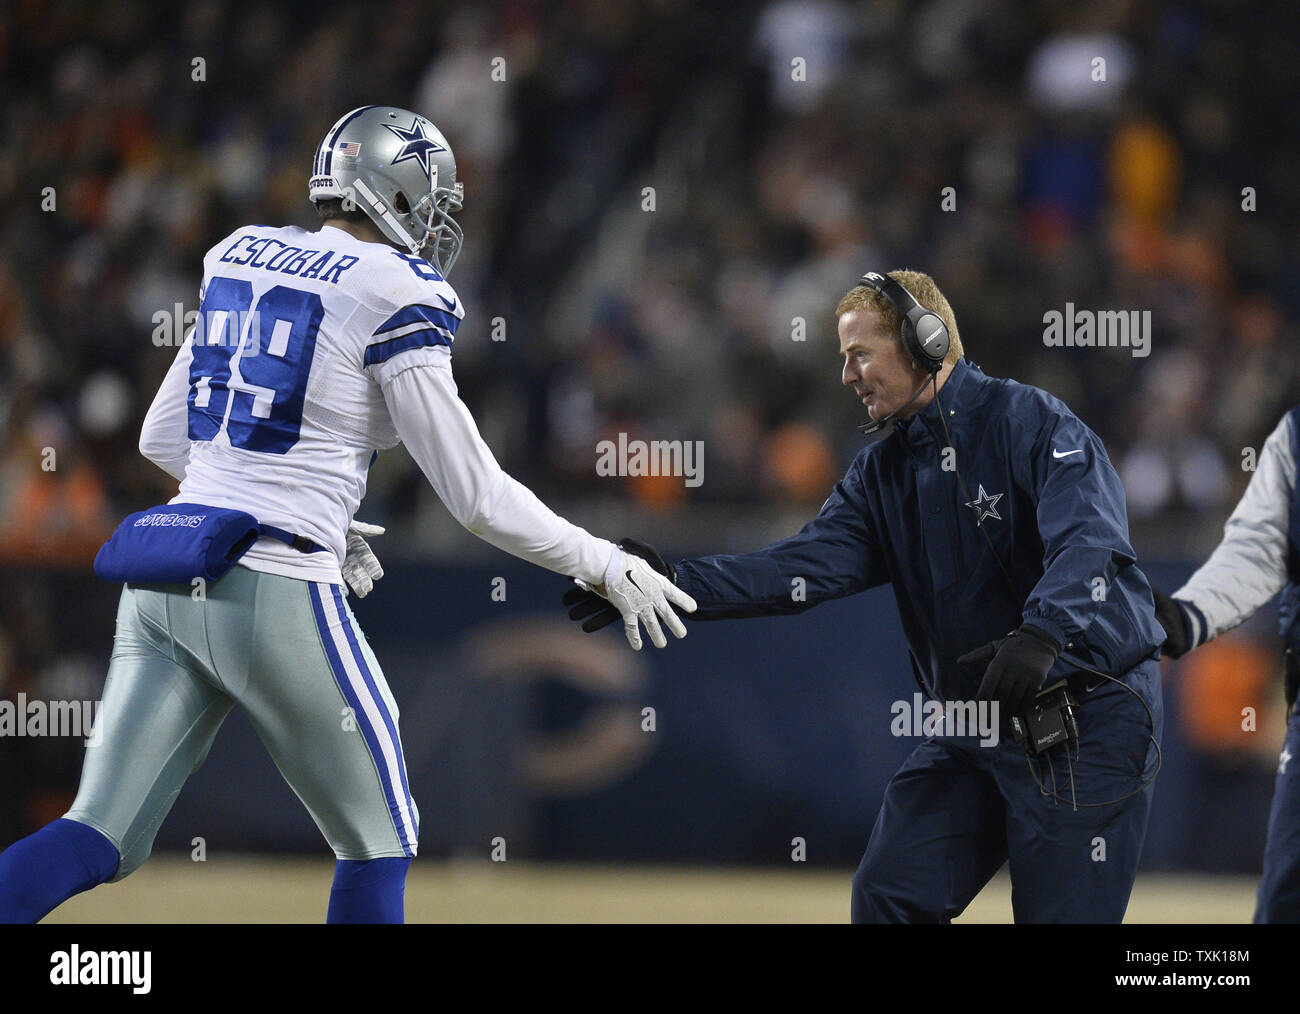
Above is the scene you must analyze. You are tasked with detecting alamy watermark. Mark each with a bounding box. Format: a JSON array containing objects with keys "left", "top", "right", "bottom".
[
  {"left": 891, "top": 693, "right": 999, "bottom": 747},
  {"left": 1042, "top": 304, "right": 1151, "bottom": 358},
  {"left": 0, "top": 694, "right": 103, "bottom": 746},
  {"left": 596, "top": 433, "right": 704, "bottom": 488},
  {"left": 50, "top": 946, "right": 151, "bottom": 994}
]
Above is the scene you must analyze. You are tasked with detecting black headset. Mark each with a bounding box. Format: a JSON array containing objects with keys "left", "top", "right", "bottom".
[
  {"left": 856, "top": 271, "right": 950, "bottom": 374},
  {"left": 854, "top": 272, "right": 952, "bottom": 435}
]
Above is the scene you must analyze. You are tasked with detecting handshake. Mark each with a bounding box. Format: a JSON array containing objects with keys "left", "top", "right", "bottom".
[
  {"left": 563, "top": 538, "right": 697, "bottom": 651},
  {"left": 343, "top": 525, "right": 694, "bottom": 650}
]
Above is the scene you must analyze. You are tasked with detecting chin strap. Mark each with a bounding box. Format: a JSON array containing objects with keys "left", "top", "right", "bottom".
[{"left": 350, "top": 177, "right": 424, "bottom": 255}]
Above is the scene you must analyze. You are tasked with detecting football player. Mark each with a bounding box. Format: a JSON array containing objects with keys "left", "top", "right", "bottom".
[{"left": 0, "top": 106, "right": 694, "bottom": 924}]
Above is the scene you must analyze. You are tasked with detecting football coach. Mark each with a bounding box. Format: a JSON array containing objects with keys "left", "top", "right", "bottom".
[{"left": 567, "top": 270, "right": 1166, "bottom": 923}]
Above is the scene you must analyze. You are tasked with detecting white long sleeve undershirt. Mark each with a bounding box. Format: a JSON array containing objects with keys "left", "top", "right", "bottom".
[
  {"left": 139, "top": 336, "right": 617, "bottom": 586},
  {"left": 380, "top": 357, "right": 617, "bottom": 586}
]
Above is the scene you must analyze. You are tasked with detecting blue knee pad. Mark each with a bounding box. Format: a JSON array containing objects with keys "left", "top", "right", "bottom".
[
  {"left": 0, "top": 818, "right": 121, "bottom": 923},
  {"left": 327, "top": 857, "right": 411, "bottom": 924}
]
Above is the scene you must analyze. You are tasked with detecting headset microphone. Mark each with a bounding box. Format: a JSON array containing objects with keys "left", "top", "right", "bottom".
[{"left": 857, "top": 375, "right": 936, "bottom": 435}]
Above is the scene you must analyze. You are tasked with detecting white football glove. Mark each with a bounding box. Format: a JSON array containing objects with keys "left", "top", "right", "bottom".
[
  {"left": 343, "top": 521, "right": 385, "bottom": 598},
  {"left": 582, "top": 548, "right": 698, "bottom": 651}
]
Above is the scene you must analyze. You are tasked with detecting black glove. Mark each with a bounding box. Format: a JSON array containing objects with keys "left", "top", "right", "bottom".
[
  {"left": 562, "top": 538, "right": 676, "bottom": 633},
  {"left": 958, "top": 623, "right": 1061, "bottom": 718},
  {"left": 1151, "top": 587, "right": 1192, "bottom": 658}
]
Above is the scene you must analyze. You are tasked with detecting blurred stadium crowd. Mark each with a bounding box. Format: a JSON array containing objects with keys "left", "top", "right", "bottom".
[
  {"left": 2, "top": 0, "right": 1298, "bottom": 558},
  {"left": 0, "top": 0, "right": 1297, "bottom": 872}
]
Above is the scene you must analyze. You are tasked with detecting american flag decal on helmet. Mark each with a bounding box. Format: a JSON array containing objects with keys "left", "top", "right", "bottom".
[{"left": 335, "top": 142, "right": 361, "bottom": 157}]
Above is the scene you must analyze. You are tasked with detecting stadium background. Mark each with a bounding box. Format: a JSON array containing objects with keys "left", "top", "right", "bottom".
[{"left": 2, "top": 0, "right": 1297, "bottom": 920}]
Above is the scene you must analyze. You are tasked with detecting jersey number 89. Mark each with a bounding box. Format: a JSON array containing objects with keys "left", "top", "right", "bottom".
[{"left": 187, "top": 278, "right": 323, "bottom": 454}]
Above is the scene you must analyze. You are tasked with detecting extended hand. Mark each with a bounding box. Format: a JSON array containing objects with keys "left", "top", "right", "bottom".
[
  {"left": 343, "top": 521, "right": 385, "bottom": 598},
  {"left": 563, "top": 538, "right": 676, "bottom": 632},
  {"left": 570, "top": 543, "right": 695, "bottom": 650}
]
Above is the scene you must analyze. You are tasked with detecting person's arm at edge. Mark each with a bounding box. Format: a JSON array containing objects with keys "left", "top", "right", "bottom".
[{"left": 1169, "top": 412, "right": 1295, "bottom": 650}]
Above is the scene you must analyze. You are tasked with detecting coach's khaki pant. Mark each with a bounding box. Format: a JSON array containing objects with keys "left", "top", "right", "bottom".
[{"left": 66, "top": 565, "right": 418, "bottom": 881}]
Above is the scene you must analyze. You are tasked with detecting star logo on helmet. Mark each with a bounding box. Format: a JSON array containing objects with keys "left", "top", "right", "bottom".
[{"left": 384, "top": 118, "right": 445, "bottom": 182}]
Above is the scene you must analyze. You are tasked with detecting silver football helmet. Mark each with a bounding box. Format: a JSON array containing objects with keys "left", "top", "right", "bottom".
[{"left": 309, "top": 105, "right": 464, "bottom": 277}]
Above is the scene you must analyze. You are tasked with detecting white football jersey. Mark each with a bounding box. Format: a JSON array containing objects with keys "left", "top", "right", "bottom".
[
  {"left": 149, "top": 223, "right": 465, "bottom": 583},
  {"left": 140, "top": 221, "right": 616, "bottom": 589}
]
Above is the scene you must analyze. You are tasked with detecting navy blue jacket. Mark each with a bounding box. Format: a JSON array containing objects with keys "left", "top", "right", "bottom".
[{"left": 674, "top": 358, "right": 1164, "bottom": 701}]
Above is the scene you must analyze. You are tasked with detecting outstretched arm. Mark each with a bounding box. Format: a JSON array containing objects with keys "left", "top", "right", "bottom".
[
  {"left": 380, "top": 353, "right": 617, "bottom": 584},
  {"left": 380, "top": 351, "right": 694, "bottom": 647},
  {"left": 672, "top": 459, "right": 888, "bottom": 619}
]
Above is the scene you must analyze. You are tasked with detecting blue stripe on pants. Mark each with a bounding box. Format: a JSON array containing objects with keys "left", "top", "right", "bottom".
[
  {"left": 329, "top": 585, "right": 417, "bottom": 846},
  {"left": 308, "top": 583, "right": 415, "bottom": 856}
]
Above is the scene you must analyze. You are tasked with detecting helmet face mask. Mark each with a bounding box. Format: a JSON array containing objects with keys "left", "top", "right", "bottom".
[
  {"left": 410, "top": 178, "right": 464, "bottom": 277},
  {"left": 309, "top": 106, "right": 464, "bottom": 278}
]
